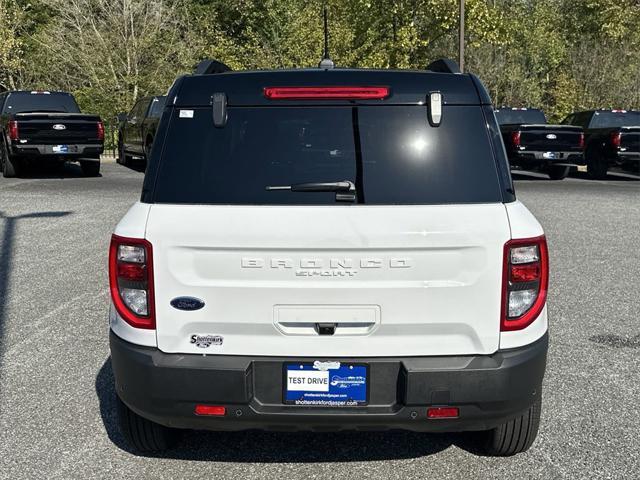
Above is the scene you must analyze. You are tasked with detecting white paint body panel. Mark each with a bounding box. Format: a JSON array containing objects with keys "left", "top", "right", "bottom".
[{"left": 144, "top": 204, "right": 513, "bottom": 357}]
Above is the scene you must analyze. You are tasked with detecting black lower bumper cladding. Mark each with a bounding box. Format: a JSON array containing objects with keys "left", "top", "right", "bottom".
[{"left": 110, "top": 331, "right": 548, "bottom": 432}]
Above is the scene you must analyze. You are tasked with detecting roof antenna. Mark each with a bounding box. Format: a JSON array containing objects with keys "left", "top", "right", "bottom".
[{"left": 318, "top": 4, "right": 334, "bottom": 69}]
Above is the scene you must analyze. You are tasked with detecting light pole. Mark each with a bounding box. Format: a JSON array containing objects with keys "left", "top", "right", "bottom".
[{"left": 459, "top": 0, "right": 465, "bottom": 72}]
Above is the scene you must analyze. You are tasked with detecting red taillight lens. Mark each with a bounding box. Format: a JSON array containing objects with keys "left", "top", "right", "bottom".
[
  {"left": 8, "top": 121, "right": 19, "bottom": 140},
  {"left": 501, "top": 235, "right": 548, "bottom": 332},
  {"left": 511, "top": 131, "right": 521, "bottom": 148},
  {"left": 263, "top": 86, "right": 390, "bottom": 100},
  {"left": 578, "top": 132, "right": 585, "bottom": 149},
  {"left": 195, "top": 405, "right": 226, "bottom": 416},
  {"left": 109, "top": 235, "right": 155, "bottom": 329},
  {"left": 97, "top": 121, "right": 105, "bottom": 141},
  {"left": 427, "top": 407, "right": 459, "bottom": 419},
  {"left": 610, "top": 131, "right": 621, "bottom": 148}
]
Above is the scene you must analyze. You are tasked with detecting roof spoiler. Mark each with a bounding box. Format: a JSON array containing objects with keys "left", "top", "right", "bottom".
[
  {"left": 426, "top": 58, "right": 461, "bottom": 74},
  {"left": 194, "top": 59, "right": 232, "bottom": 75}
]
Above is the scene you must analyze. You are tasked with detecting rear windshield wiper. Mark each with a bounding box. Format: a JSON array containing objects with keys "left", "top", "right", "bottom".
[
  {"left": 266, "top": 180, "right": 354, "bottom": 192},
  {"left": 266, "top": 180, "right": 356, "bottom": 202}
]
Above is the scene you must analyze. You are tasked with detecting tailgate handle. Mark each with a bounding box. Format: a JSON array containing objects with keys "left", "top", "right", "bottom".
[{"left": 315, "top": 323, "right": 336, "bottom": 336}]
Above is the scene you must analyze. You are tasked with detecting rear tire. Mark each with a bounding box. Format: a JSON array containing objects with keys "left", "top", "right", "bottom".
[
  {"left": 546, "top": 165, "right": 570, "bottom": 180},
  {"left": 80, "top": 160, "right": 100, "bottom": 177},
  {"left": 1, "top": 143, "right": 20, "bottom": 178},
  {"left": 586, "top": 148, "right": 608, "bottom": 179},
  {"left": 118, "top": 138, "right": 129, "bottom": 166},
  {"left": 483, "top": 397, "right": 541, "bottom": 456},
  {"left": 116, "top": 395, "right": 177, "bottom": 452}
]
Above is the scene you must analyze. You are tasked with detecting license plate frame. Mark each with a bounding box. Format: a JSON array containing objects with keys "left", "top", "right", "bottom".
[
  {"left": 283, "top": 362, "right": 369, "bottom": 407},
  {"left": 52, "top": 145, "right": 69, "bottom": 154}
]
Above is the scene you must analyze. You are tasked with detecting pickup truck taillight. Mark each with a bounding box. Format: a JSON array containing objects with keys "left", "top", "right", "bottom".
[
  {"left": 610, "top": 131, "right": 621, "bottom": 148},
  {"left": 511, "top": 131, "right": 521, "bottom": 148},
  {"left": 501, "top": 236, "right": 548, "bottom": 331},
  {"left": 109, "top": 235, "right": 155, "bottom": 329},
  {"left": 97, "top": 121, "right": 105, "bottom": 141},
  {"left": 8, "top": 121, "right": 19, "bottom": 141},
  {"left": 578, "top": 132, "right": 584, "bottom": 149}
]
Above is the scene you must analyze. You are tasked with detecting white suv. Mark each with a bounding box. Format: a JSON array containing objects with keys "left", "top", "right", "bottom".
[{"left": 109, "top": 61, "right": 549, "bottom": 456}]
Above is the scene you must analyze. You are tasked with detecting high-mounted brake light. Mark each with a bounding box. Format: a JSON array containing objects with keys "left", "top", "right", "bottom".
[
  {"left": 501, "top": 235, "right": 548, "bottom": 331},
  {"left": 511, "top": 131, "right": 521, "bottom": 148},
  {"left": 109, "top": 235, "right": 155, "bottom": 329},
  {"left": 611, "top": 131, "right": 621, "bottom": 148},
  {"left": 578, "top": 132, "right": 585, "bottom": 149},
  {"left": 97, "top": 121, "right": 105, "bottom": 141},
  {"left": 8, "top": 120, "right": 19, "bottom": 141},
  {"left": 263, "top": 86, "right": 389, "bottom": 100}
]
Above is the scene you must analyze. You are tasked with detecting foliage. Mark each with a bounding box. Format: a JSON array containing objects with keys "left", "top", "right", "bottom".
[{"left": 1, "top": 0, "right": 640, "bottom": 126}]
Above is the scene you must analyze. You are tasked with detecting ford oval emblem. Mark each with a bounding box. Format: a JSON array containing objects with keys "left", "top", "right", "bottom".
[
  {"left": 546, "top": 133, "right": 557, "bottom": 140},
  {"left": 170, "top": 297, "right": 205, "bottom": 311},
  {"left": 52, "top": 124, "right": 66, "bottom": 130}
]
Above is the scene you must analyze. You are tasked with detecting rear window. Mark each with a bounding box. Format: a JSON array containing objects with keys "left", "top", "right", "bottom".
[
  {"left": 148, "top": 97, "right": 166, "bottom": 118},
  {"left": 495, "top": 109, "right": 546, "bottom": 125},
  {"left": 3, "top": 92, "right": 80, "bottom": 114},
  {"left": 151, "top": 106, "right": 502, "bottom": 205},
  {"left": 589, "top": 111, "right": 640, "bottom": 128}
]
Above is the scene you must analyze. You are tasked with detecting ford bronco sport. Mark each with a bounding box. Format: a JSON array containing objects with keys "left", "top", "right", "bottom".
[{"left": 109, "top": 59, "right": 549, "bottom": 456}]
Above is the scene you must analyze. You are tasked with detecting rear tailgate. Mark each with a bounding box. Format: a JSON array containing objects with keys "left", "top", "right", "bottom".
[
  {"left": 519, "top": 124, "right": 583, "bottom": 151},
  {"left": 14, "top": 113, "right": 102, "bottom": 144},
  {"left": 147, "top": 204, "right": 511, "bottom": 358}
]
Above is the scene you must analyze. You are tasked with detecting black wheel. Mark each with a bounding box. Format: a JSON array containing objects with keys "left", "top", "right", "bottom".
[
  {"left": 80, "top": 160, "right": 100, "bottom": 177},
  {"left": 118, "top": 137, "right": 129, "bottom": 166},
  {"left": 116, "top": 395, "right": 177, "bottom": 452},
  {"left": 483, "top": 397, "right": 541, "bottom": 456},
  {"left": 546, "top": 165, "right": 570, "bottom": 180},
  {"left": 1, "top": 142, "right": 20, "bottom": 178},
  {"left": 586, "top": 147, "right": 608, "bottom": 179}
]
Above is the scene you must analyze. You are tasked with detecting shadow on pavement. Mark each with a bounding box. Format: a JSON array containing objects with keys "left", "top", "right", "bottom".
[
  {"left": 0, "top": 210, "right": 73, "bottom": 397},
  {"left": 96, "top": 358, "right": 484, "bottom": 462}
]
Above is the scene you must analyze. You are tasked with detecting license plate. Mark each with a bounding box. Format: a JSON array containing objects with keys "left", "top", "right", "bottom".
[
  {"left": 543, "top": 151, "right": 558, "bottom": 159},
  {"left": 284, "top": 362, "right": 368, "bottom": 406},
  {"left": 53, "top": 145, "right": 69, "bottom": 153}
]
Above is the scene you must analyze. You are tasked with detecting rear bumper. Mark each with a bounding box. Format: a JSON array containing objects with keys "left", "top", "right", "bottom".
[
  {"left": 616, "top": 151, "right": 640, "bottom": 162},
  {"left": 10, "top": 143, "right": 103, "bottom": 158},
  {"left": 511, "top": 151, "right": 584, "bottom": 166},
  {"left": 110, "top": 331, "right": 548, "bottom": 433}
]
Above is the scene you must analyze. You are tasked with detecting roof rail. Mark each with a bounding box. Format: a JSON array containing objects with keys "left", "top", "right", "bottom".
[
  {"left": 194, "top": 60, "right": 232, "bottom": 75},
  {"left": 426, "top": 58, "right": 461, "bottom": 74}
]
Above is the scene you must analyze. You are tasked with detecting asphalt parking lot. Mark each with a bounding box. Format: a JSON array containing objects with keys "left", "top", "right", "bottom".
[{"left": 0, "top": 162, "right": 638, "bottom": 479}]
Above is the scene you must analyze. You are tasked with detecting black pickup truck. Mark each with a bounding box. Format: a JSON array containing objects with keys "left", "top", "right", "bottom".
[
  {"left": 117, "top": 95, "right": 166, "bottom": 167},
  {"left": 496, "top": 108, "right": 584, "bottom": 180},
  {"left": 0, "top": 90, "right": 104, "bottom": 177},
  {"left": 562, "top": 109, "right": 640, "bottom": 179}
]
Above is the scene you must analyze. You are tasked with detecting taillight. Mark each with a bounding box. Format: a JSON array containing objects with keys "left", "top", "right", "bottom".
[
  {"left": 578, "top": 132, "right": 584, "bottom": 149},
  {"left": 97, "top": 121, "right": 105, "bottom": 141},
  {"left": 109, "top": 235, "right": 155, "bottom": 329},
  {"left": 8, "top": 121, "right": 19, "bottom": 141},
  {"left": 263, "top": 86, "right": 390, "bottom": 100},
  {"left": 511, "top": 131, "right": 521, "bottom": 148},
  {"left": 610, "top": 131, "right": 621, "bottom": 148},
  {"left": 501, "top": 235, "right": 548, "bottom": 331}
]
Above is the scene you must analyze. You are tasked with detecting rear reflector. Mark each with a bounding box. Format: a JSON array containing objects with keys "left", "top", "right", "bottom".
[
  {"left": 195, "top": 405, "right": 226, "bottom": 416},
  {"left": 263, "top": 86, "right": 390, "bottom": 100},
  {"left": 427, "top": 407, "right": 459, "bottom": 419},
  {"left": 8, "top": 121, "right": 18, "bottom": 141}
]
